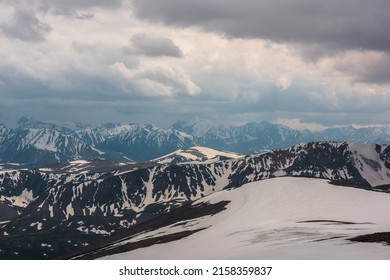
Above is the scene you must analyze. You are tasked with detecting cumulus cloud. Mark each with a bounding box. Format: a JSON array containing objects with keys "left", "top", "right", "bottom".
[
  {"left": 1, "top": 7, "right": 51, "bottom": 42},
  {"left": 109, "top": 61, "right": 201, "bottom": 97},
  {"left": 123, "top": 33, "right": 183, "bottom": 57}
]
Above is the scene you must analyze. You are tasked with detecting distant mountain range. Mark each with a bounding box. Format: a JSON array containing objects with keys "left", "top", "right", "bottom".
[
  {"left": 172, "top": 119, "right": 390, "bottom": 153},
  {"left": 2, "top": 117, "right": 390, "bottom": 167},
  {"left": 0, "top": 117, "right": 196, "bottom": 166},
  {"left": 1, "top": 141, "right": 390, "bottom": 259}
]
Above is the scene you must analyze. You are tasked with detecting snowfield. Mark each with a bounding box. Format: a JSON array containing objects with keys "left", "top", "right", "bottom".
[{"left": 102, "top": 177, "right": 390, "bottom": 259}]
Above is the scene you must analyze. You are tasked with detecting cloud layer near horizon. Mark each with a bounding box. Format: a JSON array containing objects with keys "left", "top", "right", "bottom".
[{"left": 0, "top": 0, "right": 389, "bottom": 128}]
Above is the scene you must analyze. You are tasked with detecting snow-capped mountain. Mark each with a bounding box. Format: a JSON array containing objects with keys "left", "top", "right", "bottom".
[
  {"left": 0, "top": 126, "right": 103, "bottom": 167},
  {"left": 16, "top": 116, "right": 87, "bottom": 133},
  {"left": 0, "top": 124, "right": 11, "bottom": 162},
  {"left": 171, "top": 119, "right": 219, "bottom": 138},
  {"left": 76, "top": 123, "right": 151, "bottom": 147},
  {"left": 1, "top": 141, "right": 390, "bottom": 259},
  {"left": 151, "top": 146, "right": 243, "bottom": 165},
  {"left": 320, "top": 125, "right": 390, "bottom": 144},
  {"left": 172, "top": 120, "right": 317, "bottom": 153},
  {"left": 0, "top": 118, "right": 197, "bottom": 166},
  {"left": 0, "top": 117, "right": 103, "bottom": 167},
  {"left": 172, "top": 119, "right": 390, "bottom": 154},
  {"left": 0, "top": 123, "right": 10, "bottom": 139},
  {"left": 94, "top": 123, "right": 197, "bottom": 161}
]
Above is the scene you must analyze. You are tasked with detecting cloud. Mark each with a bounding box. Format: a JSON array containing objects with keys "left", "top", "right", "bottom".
[
  {"left": 277, "top": 74, "right": 292, "bottom": 91},
  {"left": 273, "top": 118, "right": 327, "bottom": 131},
  {"left": 131, "top": 0, "right": 390, "bottom": 55},
  {"left": 72, "top": 41, "right": 101, "bottom": 53},
  {"left": 123, "top": 33, "right": 183, "bottom": 57},
  {"left": 1, "top": 7, "right": 51, "bottom": 42},
  {"left": 1, "top": 0, "right": 390, "bottom": 128},
  {"left": 39, "top": 0, "right": 124, "bottom": 17},
  {"left": 330, "top": 51, "right": 390, "bottom": 85},
  {"left": 109, "top": 61, "right": 201, "bottom": 97}
]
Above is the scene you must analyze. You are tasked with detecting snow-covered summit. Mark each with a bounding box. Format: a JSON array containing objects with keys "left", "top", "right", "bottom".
[{"left": 152, "top": 146, "right": 243, "bottom": 165}]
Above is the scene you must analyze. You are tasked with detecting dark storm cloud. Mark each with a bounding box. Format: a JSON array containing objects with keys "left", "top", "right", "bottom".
[
  {"left": 123, "top": 33, "right": 183, "bottom": 57},
  {"left": 39, "top": 0, "right": 124, "bottom": 17},
  {"left": 131, "top": 0, "right": 390, "bottom": 54},
  {"left": 1, "top": 8, "right": 51, "bottom": 42},
  {"left": 334, "top": 53, "right": 390, "bottom": 85},
  {"left": 46, "top": 0, "right": 123, "bottom": 9}
]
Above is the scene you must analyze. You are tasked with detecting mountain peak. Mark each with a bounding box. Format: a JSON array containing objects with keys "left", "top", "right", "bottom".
[{"left": 17, "top": 116, "right": 34, "bottom": 126}]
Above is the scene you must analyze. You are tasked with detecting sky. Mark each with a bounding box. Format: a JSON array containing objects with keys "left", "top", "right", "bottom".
[{"left": 0, "top": 0, "right": 390, "bottom": 130}]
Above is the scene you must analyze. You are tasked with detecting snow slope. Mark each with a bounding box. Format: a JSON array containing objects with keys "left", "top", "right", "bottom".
[
  {"left": 102, "top": 177, "right": 390, "bottom": 259},
  {"left": 152, "top": 146, "right": 243, "bottom": 165},
  {"left": 349, "top": 142, "right": 390, "bottom": 187}
]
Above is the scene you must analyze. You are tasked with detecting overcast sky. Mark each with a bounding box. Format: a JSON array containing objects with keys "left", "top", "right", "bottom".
[{"left": 1, "top": 0, "right": 390, "bottom": 129}]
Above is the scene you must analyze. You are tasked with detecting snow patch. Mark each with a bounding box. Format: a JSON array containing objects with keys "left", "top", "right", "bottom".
[
  {"left": 77, "top": 226, "right": 112, "bottom": 235},
  {"left": 66, "top": 203, "right": 74, "bottom": 219},
  {"left": 30, "top": 222, "right": 43, "bottom": 230},
  {"left": 4, "top": 189, "right": 36, "bottom": 208},
  {"left": 69, "top": 160, "right": 90, "bottom": 165},
  {"left": 39, "top": 168, "right": 53, "bottom": 172}
]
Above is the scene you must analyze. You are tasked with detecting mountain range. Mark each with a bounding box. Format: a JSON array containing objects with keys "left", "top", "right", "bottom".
[
  {"left": 1, "top": 141, "right": 390, "bottom": 259},
  {"left": 2, "top": 117, "right": 390, "bottom": 167}
]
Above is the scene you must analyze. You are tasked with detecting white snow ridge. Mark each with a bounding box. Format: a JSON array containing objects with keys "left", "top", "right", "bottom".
[
  {"left": 102, "top": 177, "right": 390, "bottom": 260},
  {"left": 152, "top": 146, "right": 243, "bottom": 165}
]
